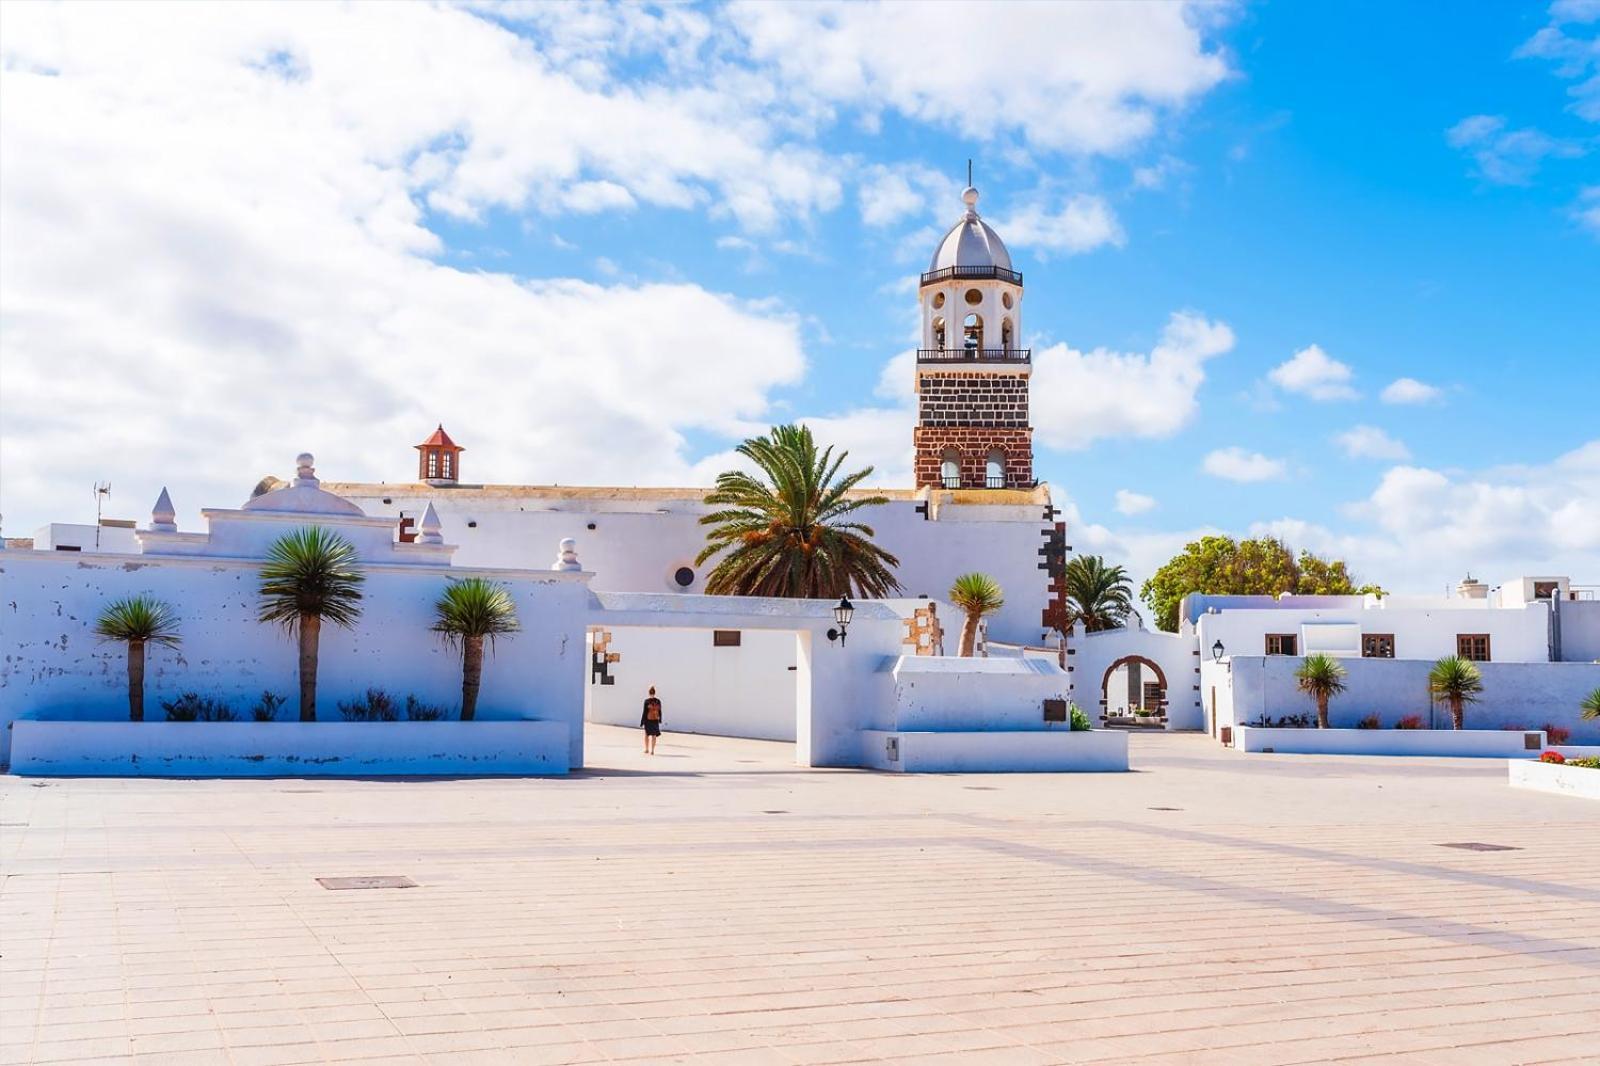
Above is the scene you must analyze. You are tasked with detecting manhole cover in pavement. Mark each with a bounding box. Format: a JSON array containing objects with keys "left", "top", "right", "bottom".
[
  {"left": 316, "top": 876, "right": 418, "bottom": 890},
  {"left": 1437, "top": 842, "right": 1520, "bottom": 852},
  {"left": 1147, "top": 807, "right": 1184, "bottom": 812}
]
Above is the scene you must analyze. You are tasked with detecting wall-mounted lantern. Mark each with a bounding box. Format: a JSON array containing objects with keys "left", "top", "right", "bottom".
[
  {"left": 827, "top": 596, "right": 855, "bottom": 646},
  {"left": 1211, "top": 639, "right": 1225, "bottom": 663}
]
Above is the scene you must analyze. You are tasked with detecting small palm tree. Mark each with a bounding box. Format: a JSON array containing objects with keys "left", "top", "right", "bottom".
[
  {"left": 1062, "top": 555, "right": 1134, "bottom": 633},
  {"left": 1581, "top": 686, "right": 1600, "bottom": 721},
  {"left": 1294, "top": 653, "right": 1348, "bottom": 729},
  {"left": 698, "top": 424, "right": 901, "bottom": 598},
  {"left": 94, "top": 596, "right": 181, "bottom": 721},
  {"left": 1428, "top": 655, "right": 1484, "bottom": 730},
  {"left": 949, "top": 573, "right": 1004, "bottom": 657},
  {"left": 432, "top": 577, "right": 520, "bottom": 721},
  {"left": 258, "top": 527, "right": 365, "bottom": 722}
]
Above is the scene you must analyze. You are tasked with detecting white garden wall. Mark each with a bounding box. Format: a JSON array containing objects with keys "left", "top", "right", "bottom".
[
  {"left": 891, "top": 656, "right": 1066, "bottom": 731},
  {"left": 1509, "top": 761, "right": 1600, "bottom": 800},
  {"left": 1235, "top": 726, "right": 1546, "bottom": 758},
  {"left": 1068, "top": 627, "right": 1202, "bottom": 729}
]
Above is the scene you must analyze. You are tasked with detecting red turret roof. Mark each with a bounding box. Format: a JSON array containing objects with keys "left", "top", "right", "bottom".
[{"left": 415, "top": 425, "right": 462, "bottom": 451}]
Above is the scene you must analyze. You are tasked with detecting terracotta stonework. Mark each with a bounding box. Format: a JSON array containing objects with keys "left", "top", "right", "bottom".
[{"left": 913, "top": 426, "right": 1033, "bottom": 489}]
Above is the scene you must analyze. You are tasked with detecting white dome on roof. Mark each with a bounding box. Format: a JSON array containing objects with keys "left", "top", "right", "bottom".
[
  {"left": 927, "top": 186, "right": 1013, "bottom": 274},
  {"left": 242, "top": 453, "right": 365, "bottom": 516}
]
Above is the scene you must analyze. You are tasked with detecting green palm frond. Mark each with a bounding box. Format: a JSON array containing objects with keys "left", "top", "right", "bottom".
[
  {"left": 1580, "top": 686, "right": 1600, "bottom": 721},
  {"left": 257, "top": 526, "right": 365, "bottom": 630},
  {"left": 698, "top": 424, "right": 902, "bottom": 598},
  {"left": 1061, "top": 555, "right": 1133, "bottom": 633},
  {"left": 1427, "top": 655, "right": 1484, "bottom": 703},
  {"left": 432, "top": 577, "right": 520, "bottom": 651},
  {"left": 1295, "top": 653, "right": 1348, "bottom": 698},
  {"left": 94, "top": 596, "right": 181, "bottom": 647},
  {"left": 949, "top": 573, "right": 1005, "bottom": 617}
]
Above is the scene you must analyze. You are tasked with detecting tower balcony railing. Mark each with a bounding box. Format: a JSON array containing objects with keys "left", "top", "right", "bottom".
[
  {"left": 917, "top": 347, "right": 1031, "bottom": 364},
  {"left": 920, "top": 265, "right": 1024, "bottom": 285}
]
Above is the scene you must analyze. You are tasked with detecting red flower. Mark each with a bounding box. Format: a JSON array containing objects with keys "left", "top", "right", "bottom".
[{"left": 1540, "top": 751, "right": 1565, "bottom": 764}]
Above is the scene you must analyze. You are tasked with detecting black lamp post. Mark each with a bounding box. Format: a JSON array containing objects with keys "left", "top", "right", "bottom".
[
  {"left": 1211, "top": 639, "right": 1225, "bottom": 663},
  {"left": 827, "top": 596, "right": 855, "bottom": 646}
]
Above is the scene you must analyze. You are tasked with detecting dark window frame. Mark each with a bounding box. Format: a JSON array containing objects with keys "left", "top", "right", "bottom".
[
  {"left": 1362, "top": 633, "right": 1395, "bottom": 659},
  {"left": 712, "top": 630, "right": 741, "bottom": 647},
  {"left": 1457, "top": 633, "right": 1491, "bottom": 661},
  {"left": 1265, "top": 633, "right": 1297, "bottom": 656}
]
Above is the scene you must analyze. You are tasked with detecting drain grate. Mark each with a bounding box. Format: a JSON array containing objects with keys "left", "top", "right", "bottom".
[
  {"left": 1437, "top": 842, "right": 1520, "bottom": 852},
  {"left": 761, "top": 810, "right": 788, "bottom": 815},
  {"left": 317, "top": 876, "right": 418, "bottom": 890},
  {"left": 964, "top": 786, "right": 998, "bottom": 791},
  {"left": 1147, "top": 807, "right": 1184, "bottom": 812}
]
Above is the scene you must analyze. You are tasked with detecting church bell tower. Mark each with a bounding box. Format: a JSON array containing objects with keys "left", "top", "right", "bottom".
[{"left": 913, "top": 181, "right": 1032, "bottom": 490}]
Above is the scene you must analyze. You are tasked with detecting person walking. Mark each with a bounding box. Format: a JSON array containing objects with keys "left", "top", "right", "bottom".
[{"left": 641, "top": 686, "right": 663, "bottom": 754}]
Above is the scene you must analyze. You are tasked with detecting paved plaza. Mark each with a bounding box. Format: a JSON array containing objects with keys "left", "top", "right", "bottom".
[{"left": 2, "top": 726, "right": 1598, "bottom": 1066}]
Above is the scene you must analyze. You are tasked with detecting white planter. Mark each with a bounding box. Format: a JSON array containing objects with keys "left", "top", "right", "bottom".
[
  {"left": 1235, "top": 725, "right": 1547, "bottom": 758},
  {"left": 8, "top": 719, "right": 569, "bottom": 777},
  {"left": 1508, "top": 760, "right": 1600, "bottom": 800},
  {"left": 860, "top": 728, "right": 1128, "bottom": 773}
]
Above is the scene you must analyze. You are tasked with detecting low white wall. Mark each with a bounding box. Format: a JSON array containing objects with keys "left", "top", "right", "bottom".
[
  {"left": 891, "top": 656, "right": 1067, "bottom": 731},
  {"left": 1508, "top": 760, "right": 1600, "bottom": 800},
  {"left": 1235, "top": 725, "right": 1546, "bottom": 758},
  {"left": 1068, "top": 627, "right": 1202, "bottom": 729},
  {"left": 9, "top": 720, "right": 569, "bottom": 777},
  {"left": 584, "top": 626, "right": 798, "bottom": 741},
  {"left": 860, "top": 728, "right": 1128, "bottom": 772}
]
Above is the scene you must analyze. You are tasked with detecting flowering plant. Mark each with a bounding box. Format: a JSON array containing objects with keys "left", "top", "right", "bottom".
[{"left": 1539, "top": 750, "right": 1565, "bottom": 764}]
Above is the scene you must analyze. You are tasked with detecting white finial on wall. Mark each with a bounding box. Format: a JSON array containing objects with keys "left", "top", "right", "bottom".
[
  {"left": 150, "top": 487, "right": 177, "bottom": 532},
  {"left": 294, "top": 453, "right": 317, "bottom": 486},
  {"left": 552, "top": 537, "right": 582, "bottom": 572},
  {"left": 418, "top": 502, "right": 444, "bottom": 546}
]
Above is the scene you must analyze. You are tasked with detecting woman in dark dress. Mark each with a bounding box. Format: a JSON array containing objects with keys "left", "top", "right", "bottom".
[{"left": 641, "top": 686, "right": 663, "bottom": 754}]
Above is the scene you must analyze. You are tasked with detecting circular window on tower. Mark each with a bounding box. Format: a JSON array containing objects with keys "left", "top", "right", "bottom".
[
  {"left": 1002, "top": 291, "right": 1013, "bottom": 309},
  {"left": 672, "top": 566, "right": 695, "bottom": 589},
  {"left": 932, "top": 292, "right": 945, "bottom": 309},
  {"left": 964, "top": 288, "right": 983, "bottom": 305}
]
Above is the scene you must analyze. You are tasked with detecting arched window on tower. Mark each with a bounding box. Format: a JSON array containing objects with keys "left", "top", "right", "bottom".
[
  {"left": 940, "top": 450, "right": 961, "bottom": 490},
  {"left": 985, "top": 450, "right": 1006, "bottom": 490},
  {"left": 963, "top": 313, "right": 983, "bottom": 352},
  {"left": 932, "top": 316, "right": 946, "bottom": 350},
  {"left": 1001, "top": 318, "right": 1013, "bottom": 352}
]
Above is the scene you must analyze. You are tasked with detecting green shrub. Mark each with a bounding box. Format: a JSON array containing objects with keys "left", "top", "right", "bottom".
[
  {"left": 161, "top": 693, "right": 236, "bottom": 722},
  {"left": 338, "top": 688, "right": 398, "bottom": 722},
  {"left": 404, "top": 695, "right": 446, "bottom": 721},
  {"left": 1069, "top": 703, "right": 1092, "bottom": 732},
  {"left": 250, "top": 692, "right": 286, "bottom": 722},
  {"left": 1356, "top": 713, "right": 1380, "bottom": 729},
  {"left": 1568, "top": 756, "right": 1600, "bottom": 770}
]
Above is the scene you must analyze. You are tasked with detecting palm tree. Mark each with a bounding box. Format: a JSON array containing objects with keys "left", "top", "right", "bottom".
[
  {"left": 432, "top": 577, "right": 520, "bottom": 721},
  {"left": 94, "top": 596, "right": 181, "bottom": 722},
  {"left": 1581, "top": 686, "right": 1600, "bottom": 721},
  {"left": 949, "top": 573, "right": 1005, "bottom": 657},
  {"left": 698, "top": 424, "right": 901, "bottom": 598},
  {"left": 1428, "top": 655, "right": 1483, "bottom": 730},
  {"left": 1061, "top": 555, "right": 1134, "bottom": 633},
  {"left": 1294, "top": 653, "right": 1348, "bottom": 729},
  {"left": 258, "top": 526, "right": 365, "bottom": 722}
]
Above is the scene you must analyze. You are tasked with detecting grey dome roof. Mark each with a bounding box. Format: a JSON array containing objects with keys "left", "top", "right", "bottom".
[
  {"left": 928, "top": 186, "right": 1012, "bottom": 274},
  {"left": 242, "top": 454, "right": 365, "bottom": 516}
]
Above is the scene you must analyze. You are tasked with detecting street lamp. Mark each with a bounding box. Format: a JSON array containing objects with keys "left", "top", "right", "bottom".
[
  {"left": 827, "top": 596, "right": 855, "bottom": 646},
  {"left": 1211, "top": 639, "right": 1225, "bottom": 663}
]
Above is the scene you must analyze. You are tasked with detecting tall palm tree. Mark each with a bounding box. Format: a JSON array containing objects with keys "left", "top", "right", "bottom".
[
  {"left": 94, "top": 596, "right": 181, "bottom": 722},
  {"left": 949, "top": 573, "right": 1005, "bottom": 658},
  {"left": 1428, "top": 655, "right": 1483, "bottom": 730},
  {"left": 432, "top": 577, "right": 520, "bottom": 721},
  {"left": 1294, "top": 653, "right": 1347, "bottom": 729},
  {"left": 1061, "top": 555, "right": 1134, "bottom": 633},
  {"left": 258, "top": 526, "right": 365, "bottom": 722},
  {"left": 698, "top": 424, "right": 901, "bottom": 598},
  {"left": 1581, "top": 686, "right": 1600, "bottom": 721}
]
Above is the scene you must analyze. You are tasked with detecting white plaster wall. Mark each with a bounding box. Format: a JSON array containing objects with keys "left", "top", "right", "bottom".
[
  {"left": 1236, "top": 726, "right": 1546, "bottom": 759},
  {"left": 584, "top": 626, "right": 798, "bottom": 741},
  {"left": 860, "top": 728, "right": 1127, "bottom": 773},
  {"left": 1194, "top": 603, "right": 1551, "bottom": 665},
  {"left": 1219, "top": 656, "right": 1600, "bottom": 742},
  {"left": 890, "top": 656, "right": 1067, "bottom": 732},
  {"left": 0, "top": 551, "right": 591, "bottom": 767},
  {"left": 1556, "top": 600, "right": 1600, "bottom": 662},
  {"left": 1068, "top": 627, "right": 1203, "bottom": 729},
  {"left": 33, "top": 523, "right": 140, "bottom": 553}
]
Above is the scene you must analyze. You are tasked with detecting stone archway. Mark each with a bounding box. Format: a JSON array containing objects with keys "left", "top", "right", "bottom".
[{"left": 1100, "top": 655, "right": 1169, "bottom": 725}]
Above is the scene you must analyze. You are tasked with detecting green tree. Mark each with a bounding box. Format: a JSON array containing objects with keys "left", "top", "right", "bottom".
[
  {"left": 1427, "top": 655, "right": 1484, "bottom": 730},
  {"left": 698, "top": 424, "right": 901, "bottom": 598},
  {"left": 94, "top": 596, "right": 181, "bottom": 722},
  {"left": 1061, "top": 555, "right": 1134, "bottom": 633},
  {"left": 1140, "top": 535, "right": 1382, "bottom": 632},
  {"left": 1581, "top": 686, "right": 1600, "bottom": 722},
  {"left": 432, "top": 577, "right": 520, "bottom": 721},
  {"left": 258, "top": 527, "right": 365, "bottom": 722},
  {"left": 949, "top": 573, "right": 1005, "bottom": 657},
  {"left": 1294, "top": 653, "right": 1348, "bottom": 729}
]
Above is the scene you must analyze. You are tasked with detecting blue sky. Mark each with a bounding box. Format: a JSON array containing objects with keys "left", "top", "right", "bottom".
[{"left": 1, "top": 1, "right": 1596, "bottom": 591}]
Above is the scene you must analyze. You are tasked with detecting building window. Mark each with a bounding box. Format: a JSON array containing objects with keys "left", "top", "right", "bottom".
[
  {"left": 1265, "top": 633, "right": 1297, "bottom": 656},
  {"left": 1457, "top": 633, "right": 1491, "bottom": 661},
  {"left": 1362, "top": 633, "right": 1395, "bottom": 658},
  {"left": 441, "top": 452, "right": 453, "bottom": 479},
  {"left": 985, "top": 451, "right": 1004, "bottom": 489},
  {"left": 673, "top": 566, "right": 695, "bottom": 588},
  {"left": 1533, "top": 581, "right": 1558, "bottom": 600},
  {"left": 941, "top": 451, "right": 961, "bottom": 489},
  {"left": 1000, "top": 318, "right": 1013, "bottom": 352},
  {"left": 426, "top": 451, "right": 439, "bottom": 479},
  {"left": 964, "top": 288, "right": 983, "bottom": 305},
  {"left": 712, "top": 630, "right": 741, "bottom": 647},
  {"left": 932, "top": 292, "right": 945, "bottom": 309},
  {"left": 932, "top": 316, "right": 945, "bottom": 349},
  {"left": 963, "top": 312, "right": 982, "bottom": 350}
]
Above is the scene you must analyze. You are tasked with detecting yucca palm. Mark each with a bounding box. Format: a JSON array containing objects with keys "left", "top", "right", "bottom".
[
  {"left": 1428, "top": 655, "right": 1483, "bottom": 730},
  {"left": 257, "top": 527, "right": 365, "bottom": 722},
  {"left": 1062, "top": 555, "right": 1134, "bottom": 633},
  {"left": 1581, "top": 686, "right": 1600, "bottom": 721},
  {"left": 697, "top": 424, "right": 901, "bottom": 598},
  {"left": 432, "top": 577, "right": 520, "bottom": 721},
  {"left": 949, "top": 573, "right": 1005, "bottom": 657},
  {"left": 1294, "top": 653, "right": 1348, "bottom": 729},
  {"left": 94, "top": 596, "right": 181, "bottom": 721}
]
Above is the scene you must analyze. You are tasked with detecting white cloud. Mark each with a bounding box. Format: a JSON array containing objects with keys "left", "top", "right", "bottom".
[
  {"left": 1202, "top": 447, "right": 1286, "bottom": 482},
  {"left": 1114, "top": 490, "right": 1157, "bottom": 516},
  {"left": 1031, "top": 312, "right": 1235, "bottom": 450},
  {"left": 1517, "top": 3, "right": 1600, "bottom": 124},
  {"left": 994, "top": 196, "right": 1125, "bottom": 255},
  {"left": 729, "top": 1, "right": 1230, "bottom": 155},
  {"left": 1268, "top": 344, "right": 1358, "bottom": 401},
  {"left": 1445, "top": 114, "right": 1584, "bottom": 185},
  {"left": 1577, "top": 185, "right": 1600, "bottom": 237},
  {"left": 857, "top": 163, "right": 955, "bottom": 228},
  {"left": 1380, "top": 377, "right": 1444, "bottom": 404},
  {"left": 1333, "top": 425, "right": 1411, "bottom": 461}
]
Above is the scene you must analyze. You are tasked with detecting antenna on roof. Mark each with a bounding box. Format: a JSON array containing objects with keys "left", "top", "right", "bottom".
[
  {"left": 967, "top": 158, "right": 973, "bottom": 186},
  {"left": 93, "top": 480, "right": 111, "bottom": 550}
]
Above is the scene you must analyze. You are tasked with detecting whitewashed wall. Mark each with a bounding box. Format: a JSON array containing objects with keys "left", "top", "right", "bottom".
[
  {"left": 1192, "top": 602, "right": 1552, "bottom": 664},
  {"left": 890, "top": 657, "right": 1067, "bottom": 731},
  {"left": 1556, "top": 600, "right": 1600, "bottom": 662},
  {"left": 1068, "top": 627, "right": 1202, "bottom": 729},
  {"left": 0, "top": 551, "right": 591, "bottom": 767},
  {"left": 584, "top": 626, "right": 799, "bottom": 741}
]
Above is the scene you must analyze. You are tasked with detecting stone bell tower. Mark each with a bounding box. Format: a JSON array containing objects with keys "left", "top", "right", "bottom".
[{"left": 913, "top": 181, "right": 1032, "bottom": 490}]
